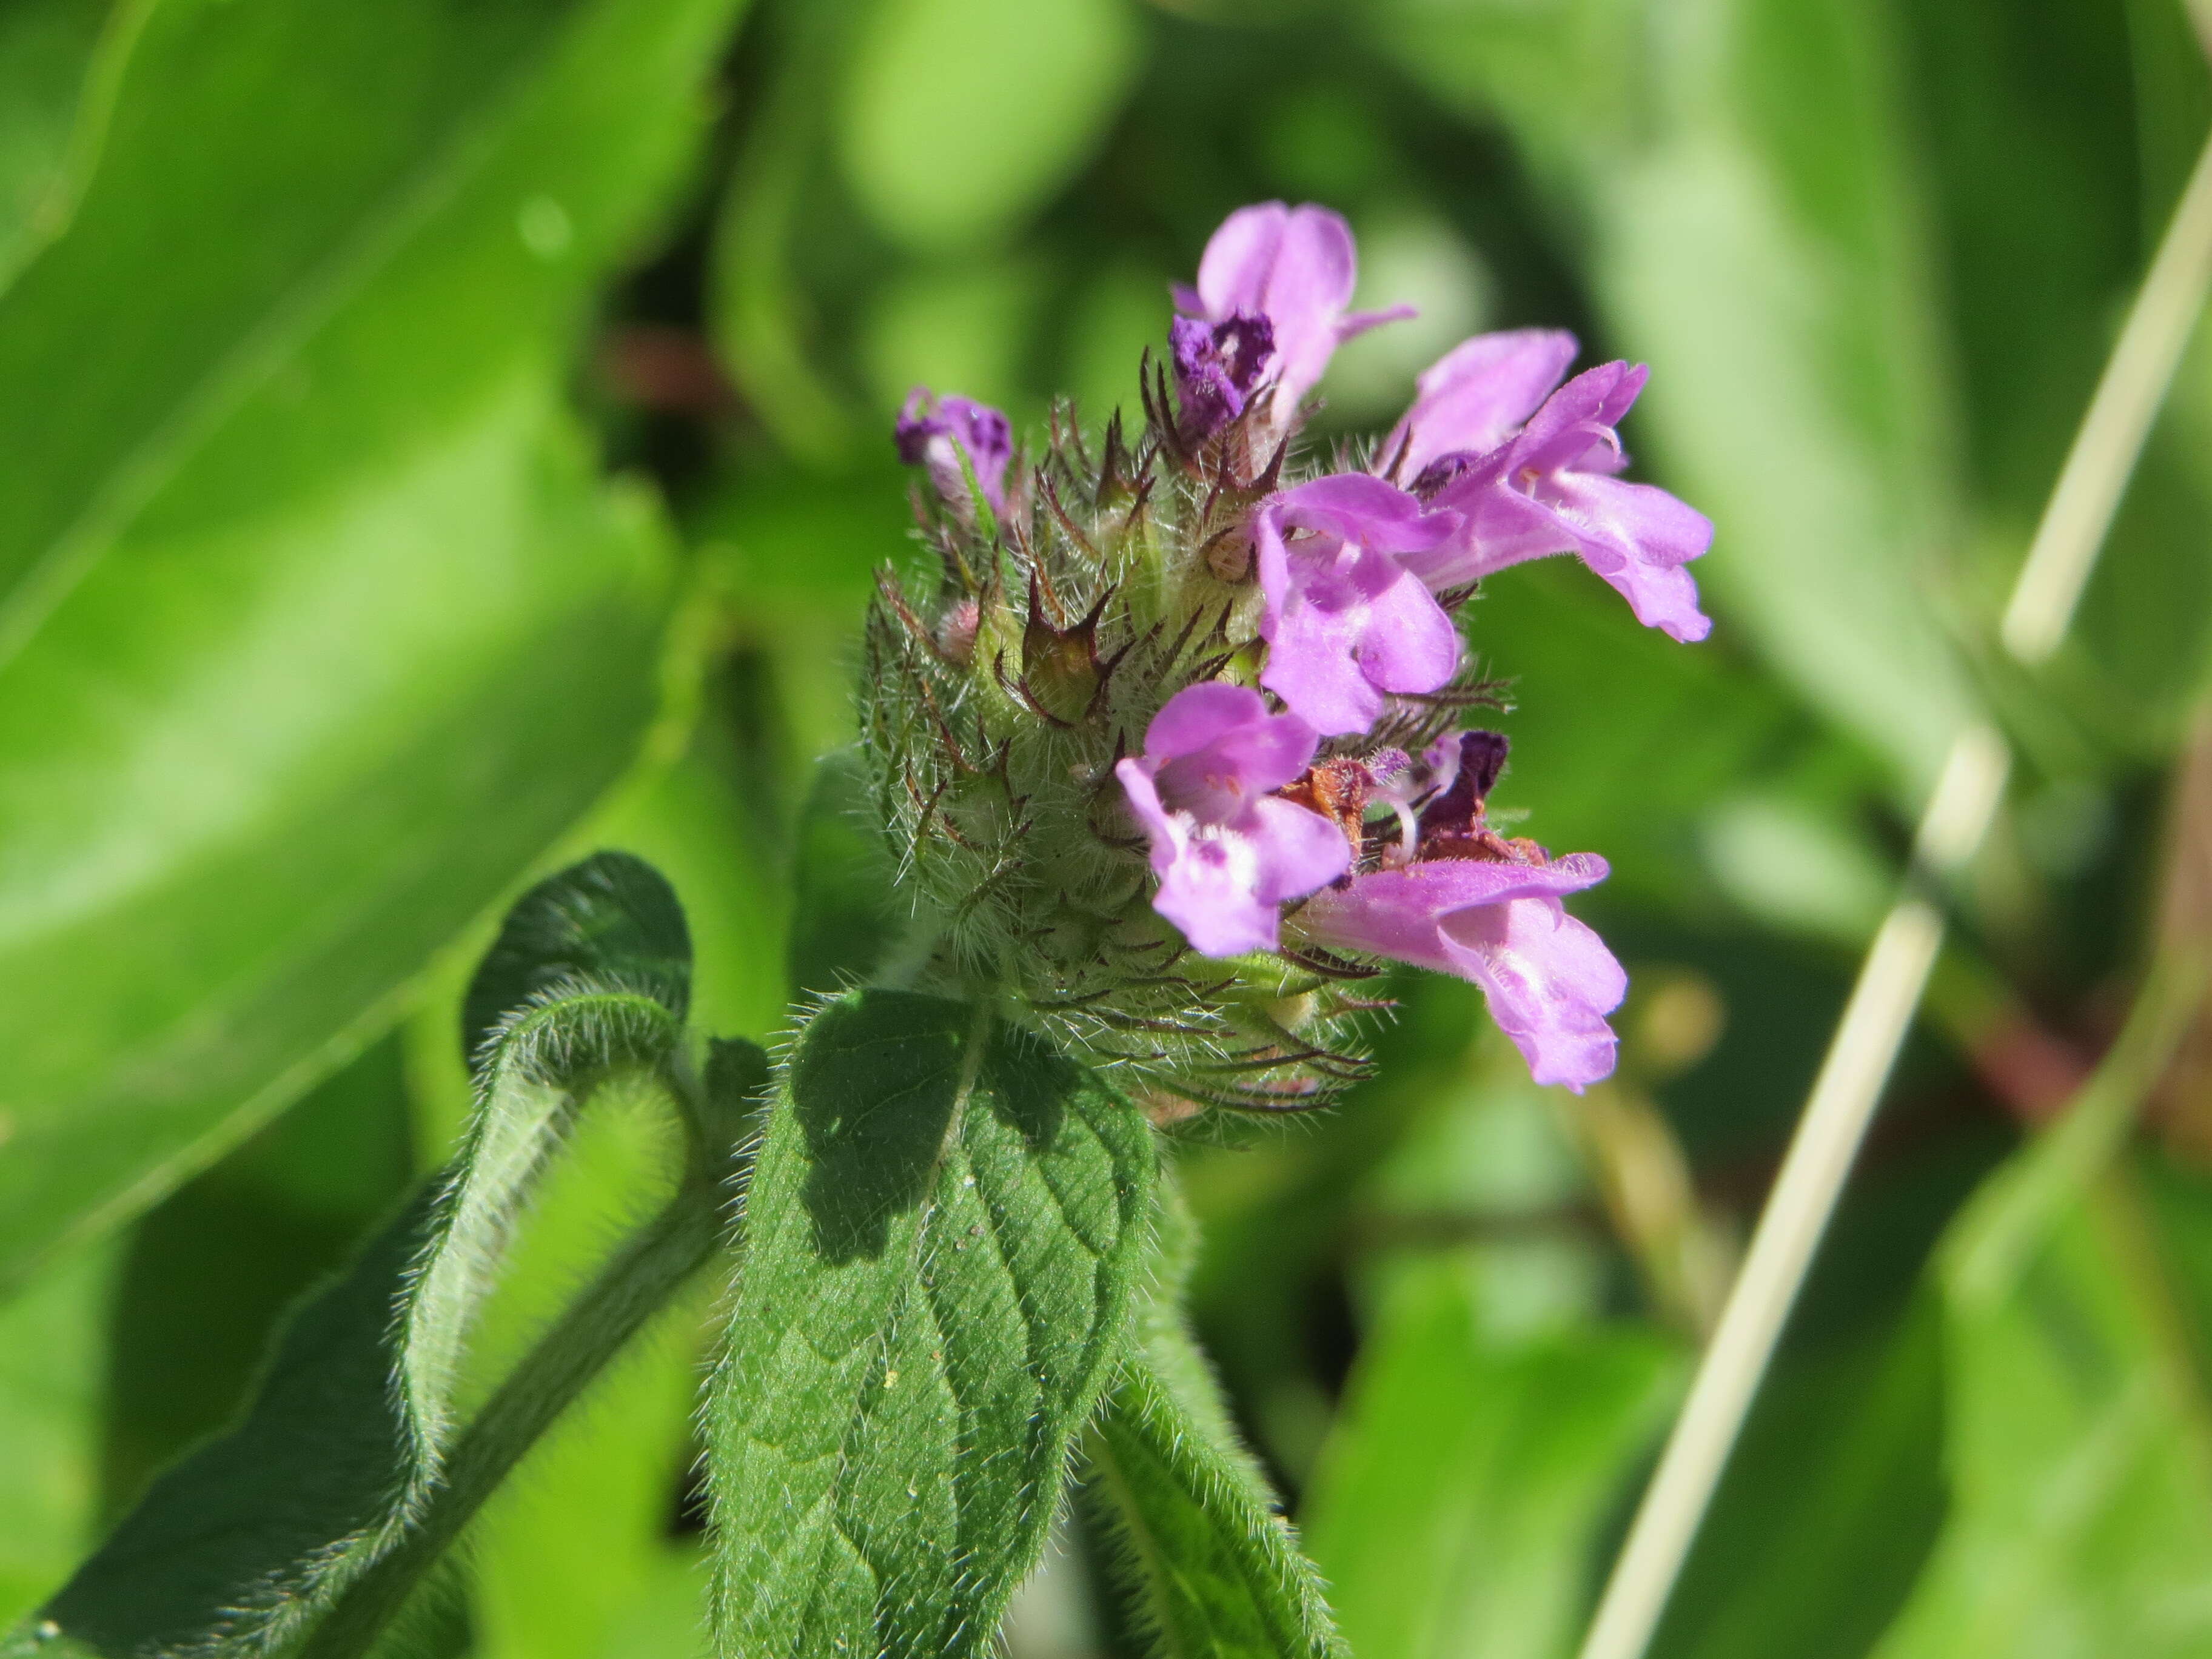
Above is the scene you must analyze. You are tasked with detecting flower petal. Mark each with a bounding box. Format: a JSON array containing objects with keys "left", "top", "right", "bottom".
[
  {"left": 1247, "top": 794, "right": 1353, "bottom": 902},
  {"left": 1386, "top": 328, "right": 1578, "bottom": 481},
  {"left": 1270, "top": 472, "right": 1460, "bottom": 555},
  {"left": 1152, "top": 829, "right": 1283, "bottom": 957},
  {"left": 1194, "top": 201, "right": 1290, "bottom": 318},
  {"left": 1438, "top": 899, "right": 1625, "bottom": 1091}
]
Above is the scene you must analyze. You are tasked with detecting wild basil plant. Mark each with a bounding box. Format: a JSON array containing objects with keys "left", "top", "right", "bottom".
[{"left": 8, "top": 201, "right": 1709, "bottom": 1659}]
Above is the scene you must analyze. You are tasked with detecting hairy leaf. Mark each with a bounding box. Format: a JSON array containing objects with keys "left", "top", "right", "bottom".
[
  {"left": 1084, "top": 1318, "right": 1346, "bottom": 1659},
  {"left": 100, "top": 1037, "right": 417, "bottom": 1522},
  {"left": 406, "top": 852, "right": 692, "bottom": 1469},
  {"left": 706, "top": 990, "right": 1157, "bottom": 1659},
  {"left": 10, "top": 855, "right": 748, "bottom": 1658},
  {"left": 12, "top": 1183, "right": 444, "bottom": 1659},
  {"left": 0, "top": 0, "right": 747, "bottom": 1292}
]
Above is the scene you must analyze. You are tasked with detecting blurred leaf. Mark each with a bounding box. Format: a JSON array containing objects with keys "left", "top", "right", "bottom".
[
  {"left": 1470, "top": 559, "right": 1870, "bottom": 914},
  {"left": 594, "top": 744, "right": 793, "bottom": 1045},
  {"left": 1372, "top": 0, "right": 1979, "bottom": 796},
  {"left": 1873, "top": 958, "right": 2212, "bottom": 1659},
  {"left": 1901, "top": 0, "right": 2140, "bottom": 522},
  {"left": 1085, "top": 1317, "right": 1347, "bottom": 1659},
  {"left": 0, "top": 0, "right": 751, "bottom": 1292},
  {"left": 707, "top": 0, "right": 870, "bottom": 463},
  {"left": 1651, "top": 1307, "right": 1945, "bottom": 1659},
  {"left": 0, "top": 1245, "right": 113, "bottom": 1626},
  {"left": 706, "top": 990, "right": 1157, "bottom": 1659},
  {"left": 1906, "top": 0, "right": 2212, "bottom": 751},
  {"left": 1303, "top": 1255, "right": 1682, "bottom": 1659},
  {"left": 837, "top": 0, "right": 1142, "bottom": 252},
  {"left": 860, "top": 255, "right": 1050, "bottom": 417},
  {"left": 101, "top": 1036, "right": 415, "bottom": 1520},
  {"left": 1597, "top": 0, "right": 1977, "bottom": 795},
  {"left": 0, "top": 0, "right": 129, "bottom": 282},
  {"left": 786, "top": 748, "right": 907, "bottom": 1004}
]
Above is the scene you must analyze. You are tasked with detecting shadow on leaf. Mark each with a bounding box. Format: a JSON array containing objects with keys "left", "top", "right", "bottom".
[{"left": 791, "top": 991, "right": 965, "bottom": 1262}]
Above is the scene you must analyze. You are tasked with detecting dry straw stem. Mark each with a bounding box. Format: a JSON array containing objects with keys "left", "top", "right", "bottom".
[{"left": 1578, "top": 112, "right": 2212, "bottom": 1659}]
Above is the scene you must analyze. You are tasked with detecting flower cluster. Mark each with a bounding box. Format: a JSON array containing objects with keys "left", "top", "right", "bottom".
[{"left": 862, "top": 200, "right": 1710, "bottom": 1107}]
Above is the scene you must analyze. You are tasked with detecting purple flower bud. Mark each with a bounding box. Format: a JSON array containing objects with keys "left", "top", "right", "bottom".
[
  {"left": 1170, "top": 310, "right": 1276, "bottom": 441},
  {"left": 895, "top": 388, "right": 1013, "bottom": 514},
  {"left": 1254, "top": 474, "right": 1464, "bottom": 737},
  {"left": 1415, "top": 361, "right": 1715, "bottom": 643},
  {"left": 1114, "top": 683, "right": 1351, "bottom": 957},
  {"left": 1293, "top": 852, "right": 1626, "bottom": 1091},
  {"left": 1175, "top": 202, "right": 1414, "bottom": 429}
]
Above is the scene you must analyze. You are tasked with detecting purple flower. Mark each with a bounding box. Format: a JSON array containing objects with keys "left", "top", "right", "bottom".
[
  {"left": 895, "top": 388, "right": 1013, "bottom": 514},
  {"left": 1417, "top": 361, "right": 1714, "bottom": 643},
  {"left": 1382, "top": 327, "right": 1579, "bottom": 484},
  {"left": 1115, "top": 683, "right": 1351, "bottom": 957},
  {"left": 1293, "top": 852, "right": 1626, "bottom": 1091},
  {"left": 1170, "top": 310, "right": 1276, "bottom": 441},
  {"left": 1255, "top": 474, "right": 1464, "bottom": 737},
  {"left": 1175, "top": 202, "right": 1414, "bottom": 429}
]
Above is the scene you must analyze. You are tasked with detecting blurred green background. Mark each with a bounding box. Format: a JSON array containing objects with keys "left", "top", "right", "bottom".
[{"left": 4, "top": 0, "right": 2212, "bottom": 1654}]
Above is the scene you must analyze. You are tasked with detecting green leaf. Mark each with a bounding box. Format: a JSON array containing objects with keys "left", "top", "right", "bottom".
[
  {"left": 1302, "top": 1255, "right": 1683, "bottom": 1659},
  {"left": 837, "top": 0, "right": 1142, "bottom": 252},
  {"left": 0, "top": 0, "right": 749, "bottom": 1293},
  {"left": 1872, "top": 959, "right": 2212, "bottom": 1659},
  {"left": 787, "top": 747, "right": 907, "bottom": 1003},
  {"left": 1084, "top": 1312, "right": 1347, "bottom": 1659},
  {"left": 14, "top": 853, "right": 752, "bottom": 1659},
  {"left": 406, "top": 852, "right": 693, "bottom": 1466},
  {"left": 706, "top": 989, "right": 1158, "bottom": 1659},
  {"left": 0, "top": 1245, "right": 113, "bottom": 1627},
  {"left": 0, "top": 0, "right": 126, "bottom": 282}
]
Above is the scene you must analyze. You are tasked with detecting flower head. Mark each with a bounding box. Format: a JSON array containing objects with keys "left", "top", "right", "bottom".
[
  {"left": 1419, "top": 361, "right": 1714, "bottom": 643},
  {"left": 861, "top": 201, "right": 1692, "bottom": 1109},
  {"left": 1114, "top": 684, "right": 1350, "bottom": 957},
  {"left": 1175, "top": 202, "right": 1413, "bottom": 431},
  {"left": 1255, "top": 474, "right": 1463, "bottom": 736},
  {"left": 895, "top": 388, "right": 1013, "bottom": 514}
]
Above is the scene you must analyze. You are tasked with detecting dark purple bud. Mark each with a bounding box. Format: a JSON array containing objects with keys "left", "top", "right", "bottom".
[{"left": 1171, "top": 310, "right": 1276, "bottom": 441}]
